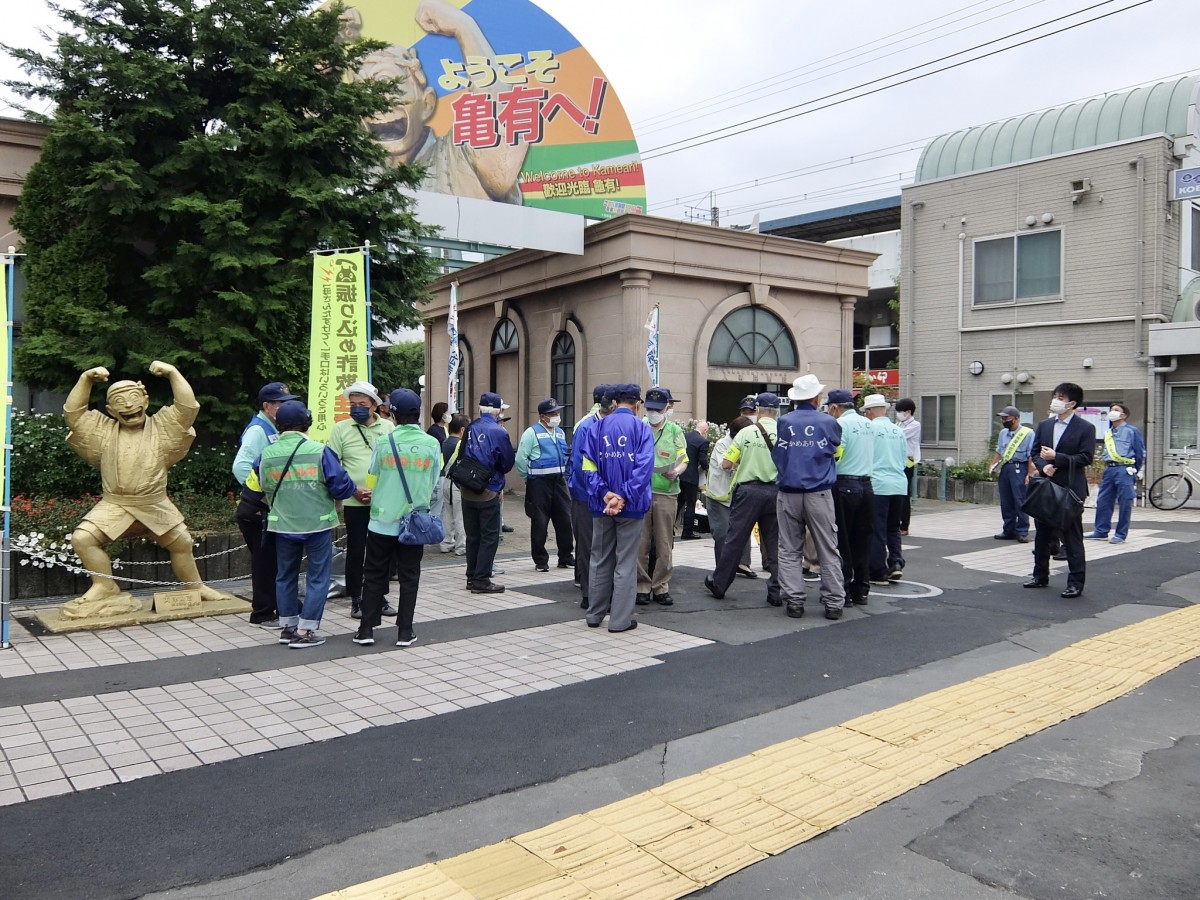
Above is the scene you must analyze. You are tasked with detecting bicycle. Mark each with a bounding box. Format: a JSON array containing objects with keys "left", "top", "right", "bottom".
[{"left": 1148, "top": 447, "right": 1200, "bottom": 510}]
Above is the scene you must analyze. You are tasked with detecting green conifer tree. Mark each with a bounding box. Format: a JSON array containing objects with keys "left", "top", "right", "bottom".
[{"left": 3, "top": 0, "right": 438, "bottom": 435}]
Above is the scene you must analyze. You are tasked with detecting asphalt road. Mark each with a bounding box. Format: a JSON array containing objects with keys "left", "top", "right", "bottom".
[{"left": 2, "top": 499, "right": 1199, "bottom": 900}]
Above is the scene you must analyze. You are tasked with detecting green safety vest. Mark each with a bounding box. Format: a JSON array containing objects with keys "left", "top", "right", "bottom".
[
  {"left": 260, "top": 434, "right": 339, "bottom": 534},
  {"left": 1103, "top": 429, "right": 1135, "bottom": 465},
  {"left": 1001, "top": 426, "right": 1033, "bottom": 462}
]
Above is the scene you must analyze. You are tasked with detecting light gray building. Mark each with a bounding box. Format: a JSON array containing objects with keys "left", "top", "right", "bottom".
[{"left": 901, "top": 76, "right": 1200, "bottom": 478}]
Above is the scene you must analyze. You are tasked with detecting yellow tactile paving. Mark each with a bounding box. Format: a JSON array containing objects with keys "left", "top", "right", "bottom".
[{"left": 315, "top": 605, "right": 1200, "bottom": 900}]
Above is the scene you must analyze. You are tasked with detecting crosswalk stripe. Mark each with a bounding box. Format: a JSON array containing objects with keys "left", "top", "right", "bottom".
[{"left": 314, "top": 605, "right": 1200, "bottom": 900}]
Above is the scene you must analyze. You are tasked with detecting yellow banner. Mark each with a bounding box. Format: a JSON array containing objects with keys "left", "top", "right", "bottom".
[{"left": 307, "top": 252, "right": 368, "bottom": 443}]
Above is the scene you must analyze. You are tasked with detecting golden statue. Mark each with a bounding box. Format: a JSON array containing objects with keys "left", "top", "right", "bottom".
[{"left": 59, "top": 361, "right": 231, "bottom": 619}]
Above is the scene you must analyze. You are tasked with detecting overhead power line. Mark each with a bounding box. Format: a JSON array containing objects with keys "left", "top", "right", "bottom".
[
  {"left": 640, "top": 0, "right": 1152, "bottom": 161},
  {"left": 635, "top": 0, "right": 1053, "bottom": 137}
]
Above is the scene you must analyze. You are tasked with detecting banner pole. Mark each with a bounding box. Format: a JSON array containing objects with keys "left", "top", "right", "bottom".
[
  {"left": 2, "top": 250, "right": 17, "bottom": 650},
  {"left": 363, "top": 240, "right": 373, "bottom": 384}
]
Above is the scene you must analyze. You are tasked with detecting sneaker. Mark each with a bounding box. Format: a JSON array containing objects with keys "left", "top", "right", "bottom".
[
  {"left": 380, "top": 602, "right": 397, "bottom": 617},
  {"left": 502, "top": 525, "right": 515, "bottom": 533},
  {"left": 278, "top": 626, "right": 298, "bottom": 645},
  {"left": 350, "top": 598, "right": 362, "bottom": 620},
  {"left": 352, "top": 630, "right": 374, "bottom": 646},
  {"left": 888, "top": 566, "right": 903, "bottom": 582},
  {"left": 652, "top": 592, "right": 673, "bottom": 606},
  {"left": 469, "top": 580, "right": 506, "bottom": 594},
  {"left": 535, "top": 564, "right": 550, "bottom": 573},
  {"left": 558, "top": 557, "right": 575, "bottom": 568},
  {"left": 1084, "top": 532, "right": 1108, "bottom": 540},
  {"left": 786, "top": 605, "right": 805, "bottom": 619},
  {"left": 289, "top": 630, "right": 325, "bottom": 648},
  {"left": 1016, "top": 535, "right": 1030, "bottom": 543},
  {"left": 994, "top": 533, "right": 1017, "bottom": 541},
  {"left": 252, "top": 617, "right": 281, "bottom": 629},
  {"left": 492, "top": 566, "right": 506, "bottom": 576},
  {"left": 395, "top": 630, "right": 417, "bottom": 647},
  {"left": 454, "top": 549, "right": 467, "bottom": 557},
  {"left": 802, "top": 569, "right": 820, "bottom": 582},
  {"left": 869, "top": 575, "right": 890, "bottom": 586},
  {"left": 824, "top": 606, "right": 843, "bottom": 620},
  {"left": 1109, "top": 536, "right": 1125, "bottom": 544},
  {"left": 635, "top": 592, "right": 651, "bottom": 606}
]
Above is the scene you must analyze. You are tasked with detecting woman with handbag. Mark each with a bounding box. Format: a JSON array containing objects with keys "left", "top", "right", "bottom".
[{"left": 353, "top": 388, "right": 444, "bottom": 648}]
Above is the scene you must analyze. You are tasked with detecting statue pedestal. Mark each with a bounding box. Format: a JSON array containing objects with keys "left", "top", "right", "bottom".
[{"left": 33, "top": 593, "right": 250, "bottom": 634}]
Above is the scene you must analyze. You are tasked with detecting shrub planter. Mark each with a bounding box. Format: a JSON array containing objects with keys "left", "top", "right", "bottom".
[{"left": 916, "top": 476, "right": 999, "bottom": 506}]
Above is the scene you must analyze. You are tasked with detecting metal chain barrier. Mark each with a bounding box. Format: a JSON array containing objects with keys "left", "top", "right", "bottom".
[{"left": 14, "top": 534, "right": 349, "bottom": 588}]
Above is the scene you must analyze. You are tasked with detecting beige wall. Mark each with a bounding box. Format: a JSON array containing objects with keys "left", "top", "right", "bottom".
[
  {"left": 421, "top": 215, "right": 875, "bottom": 460},
  {"left": 0, "top": 117, "right": 48, "bottom": 249},
  {"left": 901, "top": 136, "right": 1181, "bottom": 466}
]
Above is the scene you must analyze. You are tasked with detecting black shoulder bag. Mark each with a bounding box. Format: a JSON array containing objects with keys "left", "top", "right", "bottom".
[{"left": 445, "top": 425, "right": 495, "bottom": 494}]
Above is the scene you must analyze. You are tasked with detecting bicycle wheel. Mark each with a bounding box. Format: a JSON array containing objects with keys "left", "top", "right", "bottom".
[{"left": 1149, "top": 473, "right": 1191, "bottom": 510}]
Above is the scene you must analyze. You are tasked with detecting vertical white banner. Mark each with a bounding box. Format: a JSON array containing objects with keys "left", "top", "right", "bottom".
[
  {"left": 447, "top": 280, "right": 460, "bottom": 413},
  {"left": 644, "top": 304, "right": 660, "bottom": 385}
]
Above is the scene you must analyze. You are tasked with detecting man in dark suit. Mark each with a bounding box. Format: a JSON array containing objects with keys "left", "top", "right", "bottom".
[
  {"left": 1024, "top": 382, "right": 1095, "bottom": 598},
  {"left": 678, "top": 422, "right": 710, "bottom": 539}
]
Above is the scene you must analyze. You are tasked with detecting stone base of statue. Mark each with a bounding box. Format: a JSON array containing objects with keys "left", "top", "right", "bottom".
[{"left": 36, "top": 591, "right": 249, "bottom": 634}]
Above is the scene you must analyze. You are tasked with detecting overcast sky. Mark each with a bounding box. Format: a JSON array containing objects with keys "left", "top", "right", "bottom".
[{"left": 3, "top": 0, "right": 1196, "bottom": 230}]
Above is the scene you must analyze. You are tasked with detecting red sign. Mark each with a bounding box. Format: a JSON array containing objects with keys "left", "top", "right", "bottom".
[{"left": 855, "top": 369, "right": 899, "bottom": 387}]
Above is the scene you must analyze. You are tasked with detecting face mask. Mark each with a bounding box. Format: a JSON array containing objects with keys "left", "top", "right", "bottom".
[
  {"left": 647, "top": 411, "right": 665, "bottom": 425},
  {"left": 897, "top": 411, "right": 910, "bottom": 422},
  {"left": 349, "top": 406, "right": 371, "bottom": 424},
  {"left": 1107, "top": 410, "right": 1122, "bottom": 421},
  {"left": 1049, "top": 398, "right": 1068, "bottom": 415},
  {"left": 746, "top": 414, "right": 757, "bottom": 424},
  {"left": 442, "top": 412, "right": 452, "bottom": 425},
  {"left": 666, "top": 408, "right": 675, "bottom": 419},
  {"left": 1002, "top": 419, "right": 1015, "bottom": 430},
  {"left": 548, "top": 416, "right": 562, "bottom": 429}
]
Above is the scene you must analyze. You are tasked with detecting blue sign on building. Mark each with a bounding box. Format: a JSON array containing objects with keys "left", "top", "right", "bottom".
[{"left": 1171, "top": 167, "right": 1200, "bottom": 201}]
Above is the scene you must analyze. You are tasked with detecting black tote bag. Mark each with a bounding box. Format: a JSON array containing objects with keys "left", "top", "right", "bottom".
[{"left": 1022, "top": 475, "right": 1084, "bottom": 530}]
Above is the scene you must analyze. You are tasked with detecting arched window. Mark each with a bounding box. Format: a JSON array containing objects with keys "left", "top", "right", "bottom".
[
  {"left": 707, "top": 307, "right": 797, "bottom": 369},
  {"left": 551, "top": 332, "right": 576, "bottom": 428},
  {"left": 492, "top": 318, "right": 519, "bottom": 355}
]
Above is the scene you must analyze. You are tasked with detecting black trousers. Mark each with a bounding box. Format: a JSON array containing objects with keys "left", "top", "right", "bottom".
[
  {"left": 1032, "top": 513, "right": 1085, "bottom": 588},
  {"left": 899, "top": 466, "right": 914, "bottom": 531},
  {"left": 572, "top": 498, "right": 592, "bottom": 598},
  {"left": 343, "top": 505, "right": 371, "bottom": 601},
  {"left": 525, "top": 476, "right": 573, "bottom": 568},
  {"left": 360, "top": 532, "right": 423, "bottom": 633},
  {"left": 712, "top": 482, "right": 780, "bottom": 602},
  {"left": 236, "top": 498, "right": 277, "bottom": 622},
  {"left": 462, "top": 495, "right": 502, "bottom": 582},
  {"left": 833, "top": 477, "right": 875, "bottom": 603},
  {"left": 677, "top": 480, "right": 700, "bottom": 536}
]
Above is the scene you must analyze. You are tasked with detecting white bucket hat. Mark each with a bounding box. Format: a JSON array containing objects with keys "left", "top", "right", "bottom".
[
  {"left": 343, "top": 381, "right": 383, "bottom": 406},
  {"left": 787, "top": 373, "right": 826, "bottom": 402},
  {"left": 860, "top": 393, "right": 889, "bottom": 410}
]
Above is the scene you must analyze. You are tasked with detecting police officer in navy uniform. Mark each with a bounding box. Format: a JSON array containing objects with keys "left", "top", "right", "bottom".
[
  {"left": 516, "top": 398, "right": 575, "bottom": 572},
  {"left": 990, "top": 405, "right": 1034, "bottom": 542}
]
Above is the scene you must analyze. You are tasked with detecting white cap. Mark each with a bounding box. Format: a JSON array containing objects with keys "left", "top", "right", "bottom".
[
  {"left": 343, "top": 381, "right": 382, "bottom": 406},
  {"left": 787, "top": 374, "right": 825, "bottom": 402},
  {"left": 860, "top": 393, "right": 889, "bottom": 410}
]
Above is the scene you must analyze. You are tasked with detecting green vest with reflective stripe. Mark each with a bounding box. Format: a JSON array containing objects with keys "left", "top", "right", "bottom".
[
  {"left": 1001, "top": 426, "right": 1033, "bottom": 462},
  {"left": 261, "top": 434, "right": 338, "bottom": 534}
]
